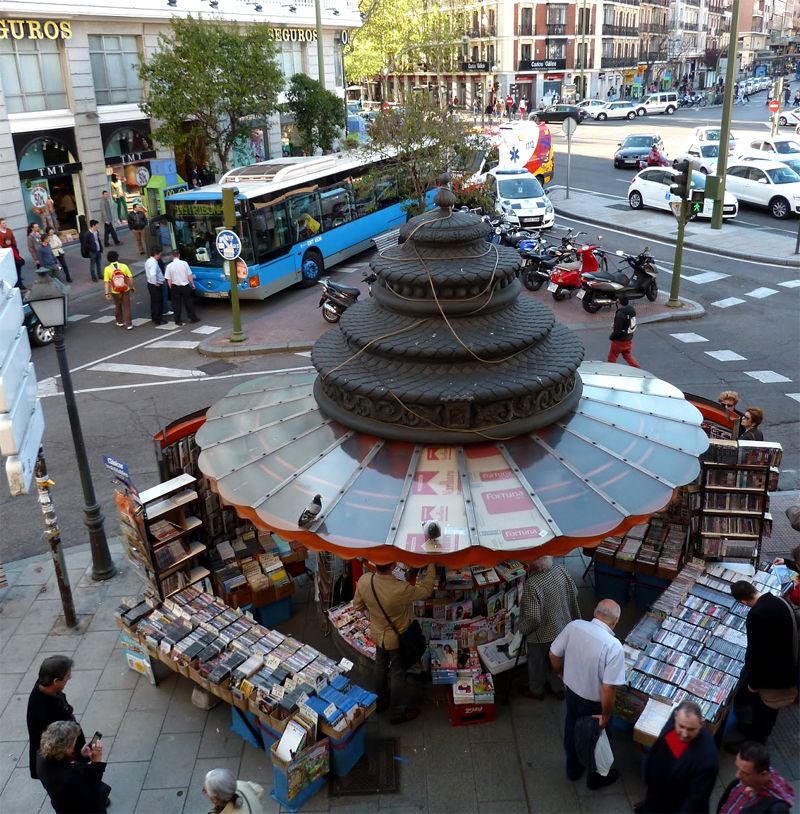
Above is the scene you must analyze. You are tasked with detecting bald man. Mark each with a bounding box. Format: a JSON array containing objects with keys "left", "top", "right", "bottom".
[{"left": 550, "top": 599, "right": 626, "bottom": 790}]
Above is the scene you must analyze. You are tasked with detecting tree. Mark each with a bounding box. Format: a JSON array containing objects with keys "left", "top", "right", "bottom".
[
  {"left": 365, "top": 93, "right": 470, "bottom": 214},
  {"left": 138, "top": 15, "right": 283, "bottom": 172},
  {"left": 285, "top": 75, "right": 347, "bottom": 154}
]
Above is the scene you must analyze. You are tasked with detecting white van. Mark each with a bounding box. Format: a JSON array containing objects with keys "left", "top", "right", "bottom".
[
  {"left": 486, "top": 168, "right": 555, "bottom": 229},
  {"left": 637, "top": 92, "right": 680, "bottom": 116}
]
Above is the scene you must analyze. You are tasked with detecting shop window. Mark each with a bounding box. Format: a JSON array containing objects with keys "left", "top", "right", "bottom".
[
  {"left": 89, "top": 35, "right": 143, "bottom": 105},
  {"left": 547, "top": 42, "right": 566, "bottom": 60},
  {"left": 279, "top": 42, "right": 305, "bottom": 79},
  {"left": 0, "top": 38, "right": 67, "bottom": 114}
]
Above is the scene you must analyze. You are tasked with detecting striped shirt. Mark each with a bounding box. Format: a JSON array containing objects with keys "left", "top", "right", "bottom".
[{"left": 518, "top": 566, "right": 581, "bottom": 644}]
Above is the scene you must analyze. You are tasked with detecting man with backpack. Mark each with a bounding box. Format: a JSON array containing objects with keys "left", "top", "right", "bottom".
[
  {"left": 607, "top": 295, "right": 641, "bottom": 368},
  {"left": 103, "top": 250, "right": 135, "bottom": 329},
  {"left": 80, "top": 219, "right": 103, "bottom": 282}
]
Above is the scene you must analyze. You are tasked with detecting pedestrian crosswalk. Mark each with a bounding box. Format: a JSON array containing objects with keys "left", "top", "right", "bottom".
[
  {"left": 68, "top": 314, "right": 89, "bottom": 322},
  {"left": 88, "top": 363, "right": 207, "bottom": 378},
  {"left": 191, "top": 325, "right": 221, "bottom": 335},
  {"left": 745, "top": 370, "right": 793, "bottom": 384},
  {"left": 710, "top": 297, "right": 745, "bottom": 309},
  {"left": 150, "top": 340, "right": 200, "bottom": 349},
  {"left": 670, "top": 332, "right": 707, "bottom": 343},
  {"left": 91, "top": 315, "right": 117, "bottom": 324},
  {"left": 745, "top": 287, "right": 778, "bottom": 299},
  {"left": 705, "top": 350, "right": 746, "bottom": 361}
]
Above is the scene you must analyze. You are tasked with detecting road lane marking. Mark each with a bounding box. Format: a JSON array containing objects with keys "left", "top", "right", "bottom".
[
  {"left": 705, "top": 350, "right": 747, "bottom": 361},
  {"left": 156, "top": 323, "right": 181, "bottom": 330},
  {"left": 745, "top": 287, "right": 778, "bottom": 298},
  {"left": 779, "top": 280, "right": 800, "bottom": 288},
  {"left": 744, "top": 370, "right": 792, "bottom": 383},
  {"left": 191, "top": 325, "right": 223, "bottom": 335},
  {"left": 150, "top": 340, "right": 200, "bottom": 349},
  {"left": 670, "top": 333, "right": 708, "bottom": 343},
  {"left": 37, "top": 377, "right": 60, "bottom": 397},
  {"left": 68, "top": 314, "right": 89, "bottom": 322},
  {"left": 88, "top": 363, "right": 206, "bottom": 379},
  {"left": 683, "top": 271, "right": 730, "bottom": 284},
  {"left": 787, "top": 394, "right": 800, "bottom": 403},
  {"left": 295, "top": 351, "right": 313, "bottom": 358},
  {"left": 132, "top": 317, "right": 151, "bottom": 326},
  {"left": 91, "top": 315, "right": 116, "bottom": 323},
  {"left": 711, "top": 297, "right": 745, "bottom": 308}
]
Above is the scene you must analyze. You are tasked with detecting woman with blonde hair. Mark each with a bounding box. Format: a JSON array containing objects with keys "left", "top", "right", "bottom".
[
  {"left": 203, "top": 768, "right": 264, "bottom": 814},
  {"left": 36, "top": 720, "right": 111, "bottom": 813}
]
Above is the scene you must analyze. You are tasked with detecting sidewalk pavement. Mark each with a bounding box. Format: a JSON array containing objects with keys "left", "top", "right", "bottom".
[
  {"left": 197, "top": 265, "right": 704, "bottom": 358},
  {"left": 1, "top": 493, "right": 798, "bottom": 814},
  {"left": 548, "top": 187, "right": 800, "bottom": 267}
]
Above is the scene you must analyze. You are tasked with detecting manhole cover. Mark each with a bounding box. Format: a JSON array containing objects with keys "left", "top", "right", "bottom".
[
  {"left": 329, "top": 737, "right": 399, "bottom": 796},
  {"left": 197, "top": 360, "right": 237, "bottom": 375},
  {"left": 607, "top": 203, "right": 630, "bottom": 211}
]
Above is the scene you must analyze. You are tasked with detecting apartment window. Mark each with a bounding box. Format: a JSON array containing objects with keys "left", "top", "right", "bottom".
[
  {"left": 546, "top": 4, "right": 567, "bottom": 25},
  {"left": 279, "top": 42, "right": 305, "bottom": 78},
  {"left": 603, "top": 7, "right": 615, "bottom": 25},
  {"left": 89, "top": 35, "right": 142, "bottom": 106},
  {"left": 0, "top": 38, "right": 67, "bottom": 113},
  {"left": 521, "top": 43, "right": 532, "bottom": 61},
  {"left": 520, "top": 7, "right": 533, "bottom": 35},
  {"left": 547, "top": 42, "right": 566, "bottom": 59},
  {"left": 577, "top": 7, "right": 591, "bottom": 34},
  {"left": 602, "top": 40, "right": 614, "bottom": 57}
]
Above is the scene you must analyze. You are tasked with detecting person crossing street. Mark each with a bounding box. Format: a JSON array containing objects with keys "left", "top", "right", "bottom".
[{"left": 607, "top": 295, "right": 641, "bottom": 368}]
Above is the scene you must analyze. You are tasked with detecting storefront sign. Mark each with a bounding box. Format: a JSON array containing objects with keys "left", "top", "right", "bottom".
[
  {"left": 134, "top": 166, "right": 151, "bottom": 187},
  {"left": 104, "top": 150, "right": 158, "bottom": 167},
  {"left": 517, "top": 59, "right": 567, "bottom": 72},
  {"left": 170, "top": 202, "right": 224, "bottom": 217},
  {"left": 462, "top": 61, "right": 489, "bottom": 72},
  {"left": 29, "top": 187, "right": 48, "bottom": 208},
  {"left": 19, "top": 161, "right": 82, "bottom": 181},
  {"left": 267, "top": 27, "right": 317, "bottom": 42},
  {"left": 0, "top": 19, "right": 72, "bottom": 40}
]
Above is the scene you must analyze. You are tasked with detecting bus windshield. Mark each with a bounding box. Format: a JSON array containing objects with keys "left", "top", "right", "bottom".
[{"left": 166, "top": 200, "right": 254, "bottom": 266}]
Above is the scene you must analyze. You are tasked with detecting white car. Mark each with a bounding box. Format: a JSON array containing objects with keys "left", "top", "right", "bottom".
[
  {"left": 628, "top": 167, "right": 738, "bottom": 219},
  {"left": 725, "top": 159, "right": 800, "bottom": 219},
  {"left": 691, "top": 127, "right": 738, "bottom": 149},
  {"left": 739, "top": 154, "right": 800, "bottom": 177},
  {"left": 591, "top": 101, "right": 640, "bottom": 121},
  {"left": 487, "top": 168, "right": 555, "bottom": 229},
  {"left": 577, "top": 99, "right": 606, "bottom": 113},
  {"left": 777, "top": 108, "right": 800, "bottom": 128},
  {"left": 676, "top": 142, "right": 726, "bottom": 174},
  {"left": 738, "top": 135, "right": 800, "bottom": 158}
]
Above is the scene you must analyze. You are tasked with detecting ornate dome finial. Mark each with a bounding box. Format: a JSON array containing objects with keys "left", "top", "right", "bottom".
[{"left": 433, "top": 173, "right": 456, "bottom": 210}]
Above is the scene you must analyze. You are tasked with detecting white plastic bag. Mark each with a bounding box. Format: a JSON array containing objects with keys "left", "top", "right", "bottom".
[{"left": 594, "top": 729, "right": 614, "bottom": 777}]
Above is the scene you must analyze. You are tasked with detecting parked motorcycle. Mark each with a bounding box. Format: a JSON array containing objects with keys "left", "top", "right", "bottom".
[
  {"left": 578, "top": 248, "right": 659, "bottom": 313},
  {"left": 519, "top": 230, "right": 586, "bottom": 291},
  {"left": 318, "top": 271, "right": 377, "bottom": 323},
  {"left": 547, "top": 241, "right": 608, "bottom": 301},
  {"left": 482, "top": 216, "right": 535, "bottom": 247}
]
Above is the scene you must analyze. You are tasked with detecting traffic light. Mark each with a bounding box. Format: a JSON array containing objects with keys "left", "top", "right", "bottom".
[{"left": 670, "top": 159, "right": 692, "bottom": 200}]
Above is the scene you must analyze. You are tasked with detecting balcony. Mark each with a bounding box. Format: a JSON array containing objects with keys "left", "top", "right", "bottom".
[
  {"left": 685, "top": 0, "right": 700, "bottom": 6},
  {"left": 603, "top": 24, "right": 639, "bottom": 35},
  {"left": 519, "top": 24, "right": 534, "bottom": 35},
  {"left": 641, "top": 22, "right": 668, "bottom": 32},
  {"left": 547, "top": 23, "right": 567, "bottom": 35},
  {"left": 681, "top": 21, "right": 699, "bottom": 30},
  {"left": 601, "top": 55, "right": 635, "bottom": 67}
]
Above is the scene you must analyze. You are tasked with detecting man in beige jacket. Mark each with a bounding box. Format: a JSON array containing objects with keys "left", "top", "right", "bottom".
[{"left": 353, "top": 562, "right": 435, "bottom": 724}]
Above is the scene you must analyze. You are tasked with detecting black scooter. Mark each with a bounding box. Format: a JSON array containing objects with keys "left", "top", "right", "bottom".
[
  {"left": 318, "top": 272, "right": 377, "bottom": 323},
  {"left": 578, "top": 248, "right": 658, "bottom": 313},
  {"left": 519, "top": 230, "right": 587, "bottom": 291}
]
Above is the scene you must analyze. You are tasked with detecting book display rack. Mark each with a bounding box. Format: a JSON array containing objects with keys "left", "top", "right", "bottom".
[
  {"left": 688, "top": 440, "right": 781, "bottom": 564},
  {"left": 616, "top": 560, "right": 781, "bottom": 732}
]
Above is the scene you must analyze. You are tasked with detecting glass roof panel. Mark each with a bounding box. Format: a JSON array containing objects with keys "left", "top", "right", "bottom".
[{"left": 581, "top": 385, "right": 697, "bottom": 422}]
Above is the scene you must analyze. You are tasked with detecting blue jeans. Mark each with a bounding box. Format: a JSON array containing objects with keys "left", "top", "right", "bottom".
[
  {"left": 374, "top": 645, "right": 407, "bottom": 715},
  {"left": 564, "top": 688, "right": 609, "bottom": 787},
  {"left": 89, "top": 250, "right": 103, "bottom": 281}
]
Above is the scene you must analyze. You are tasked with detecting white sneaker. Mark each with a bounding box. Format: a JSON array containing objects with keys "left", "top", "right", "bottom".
[
  {"left": 127, "top": 325, "right": 133, "bottom": 330},
  {"left": 116, "top": 322, "right": 124, "bottom": 327},
  {"left": 165, "top": 311, "right": 174, "bottom": 315}
]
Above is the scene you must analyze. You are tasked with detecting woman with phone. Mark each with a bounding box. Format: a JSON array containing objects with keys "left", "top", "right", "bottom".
[{"left": 36, "top": 721, "right": 111, "bottom": 813}]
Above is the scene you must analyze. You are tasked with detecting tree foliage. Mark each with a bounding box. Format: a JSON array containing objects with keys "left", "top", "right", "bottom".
[
  {"left": 138, "top": 15, "right": 283, "bottom": 172},
  {"left": 285, "top": 74, "right": 347, "bottom": 154},
  {"left": 365, "top": 94, "right": 470, "bottom": 214},
  {"left": 345, "top": 0, "right": 467, "bottom": 100}
]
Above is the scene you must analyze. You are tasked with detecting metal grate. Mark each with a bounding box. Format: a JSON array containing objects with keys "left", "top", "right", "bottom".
[
  {"left": 329, "top": 738, "right": 399, "bottom": 796},
  {"left": 196, "top": 360, "right": 237, "bottom": 376}
]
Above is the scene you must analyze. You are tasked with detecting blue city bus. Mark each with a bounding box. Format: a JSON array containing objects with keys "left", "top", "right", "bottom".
[{"left": 164, "top": 153, "right": 422, "bottom": 299}]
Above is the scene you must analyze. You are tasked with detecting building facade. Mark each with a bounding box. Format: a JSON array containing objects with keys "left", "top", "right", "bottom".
[{"left": 0, "top": 0, "right": 360, "bottom": 246}]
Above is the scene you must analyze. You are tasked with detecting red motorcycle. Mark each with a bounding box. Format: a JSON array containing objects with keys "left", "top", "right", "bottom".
[{"left": 548, "top": 242, "right": 608, "bottom": 301}]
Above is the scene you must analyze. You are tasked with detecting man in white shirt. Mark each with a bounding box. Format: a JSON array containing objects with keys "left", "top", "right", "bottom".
[
  {"left": 549, "top": 599, "right": 626, "bottom": 790},
  {"left": 144, "top": 247, "right": 165, "bottom": 325},
  {"left": 164, "top": 249, "right": 199, "bottom": 326}
]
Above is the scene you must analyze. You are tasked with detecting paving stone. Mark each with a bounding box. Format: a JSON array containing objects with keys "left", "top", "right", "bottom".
[
  {"left": 521, "top": 771, "right": 580, "bottom": 813},
  {"left": 128, "top": 671, "right": 177, "bottom": 714},
  {"left": 133, "top": 787, "right": 188, "bottom": 813},
  {"left": 466, "top": 704, "right": 515, "bottom": 744},
  {"left": 82, "top": 689, "right": 135, "bottom": 738},
  {"left": 87, "top": 594, "right": 130, "bottom": 632},
  {"left": 11, "top": 562, "right": 53, "bottom": 587},
  {"left": 0, "top": 742, "right": 25, "bottom": 796},
  {"left": 107, "top": 710, "right": 166, "bottom": 763},
  {"left": 0, "top": 674, "right": 23, "bottom": 718},
  {"left": 97, "top": 760, "right": 149, "bottom": 814},
  {"left": 12, "top": 601, "right": 65, "bottom": 636},
  {"left": 72, "top": 630, "right": 123, "bottom": 670},
  {"left": 96, "top": 658, "right": 142, "bottom": 691},
  {"left": 238, "top": 741, "right": 271, "bottom": 781},
  {"left": 426, "top": 769, "right": 478, "bottom": 813},
  {"left": 180, "top": 755, "right": 241, "bottom": 814},
  {"left": 142, "top": 732, "right": 202, "bottom": 790},
  {"left": 37, "top": 632, "right": 83, "bottom": 654},
  {"left": 576, "top": 791, "right": 632, "bottom": 812},
  {"left": 0, "top": 614, "right": 22, "bottom": 651},
  {"left": 0, "top": 634, "right": 47, "bottom": 674},
  {"left": 471, "top": 741, "right": 525, "bottom": 802},
  {"left": 0, "top": 694, "right": 31, "bottom": 741},
  {"left": 420, "top": 741, "right": 474, "bottom": 774},
  {"left": 161, "top": 678, "right": 208, "bottom": 734},
  {"left": 0, "top": 766, "right": 47, "bottom": 814},
  {"left": 63, "top": 669, "right": 102, "bottom": 716},
  {"left": 196, "top": 703, "right": 246, "bottom": 759}
]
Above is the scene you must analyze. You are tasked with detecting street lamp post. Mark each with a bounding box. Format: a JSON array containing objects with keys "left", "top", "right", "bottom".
[{"left": 25, "top": 272, "right": 116, "bottom": 582}]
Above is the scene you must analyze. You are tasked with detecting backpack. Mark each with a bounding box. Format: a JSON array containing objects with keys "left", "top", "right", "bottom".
[{"left": 110, "top": 263, "right": 128, "bottom": 293}]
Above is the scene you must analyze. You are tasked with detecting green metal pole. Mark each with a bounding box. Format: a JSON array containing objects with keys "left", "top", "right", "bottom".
[
  {"left": 710, "top": 0, "right": 742, "bottom": 229},
  {"left": 315, "top": 0, "right": 325, "bottom": 85},
  {"left": 222, "top": 186, "right": 246, "bottom": 343},
  {"left": 667, "top": 200, "right": 688, "bottom": 308}
]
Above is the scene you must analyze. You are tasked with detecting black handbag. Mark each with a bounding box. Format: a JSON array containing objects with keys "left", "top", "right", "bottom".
[{"left": 370, "top": 575, "right": 428, "bottom": 669}]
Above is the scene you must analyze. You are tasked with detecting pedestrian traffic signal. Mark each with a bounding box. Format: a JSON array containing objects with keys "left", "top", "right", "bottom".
[{"left": 670, "top": 159, "right": 692, "bottom": 200}]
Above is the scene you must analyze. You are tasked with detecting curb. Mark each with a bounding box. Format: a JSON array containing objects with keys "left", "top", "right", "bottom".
[
  {"left": 198, "top": 336, "right": 315, "bottom": 357},
  {"left": 552, "top": 203, "right": 800, "bottom": 268}
]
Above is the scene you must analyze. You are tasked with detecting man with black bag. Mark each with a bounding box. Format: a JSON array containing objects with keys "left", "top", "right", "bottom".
[{"left": 353, "top": 560, "right": 435, "bottom": 724}]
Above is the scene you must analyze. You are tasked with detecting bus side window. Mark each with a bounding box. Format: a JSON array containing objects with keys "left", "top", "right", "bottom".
[
  {"left": 374, "top": 175, "right": 400, "bottom": 209},
  {"left": 352, "top": 176, "right": 375, "bottom": 216},
  {"left": 320, "top": 183, "right": 355, "bottom": 229},
  {"left": 252, "top": 204, "right": 290, "bottom": 259},
  {"left": 288, "top": 193, "right": 323, "bottom": 241}
]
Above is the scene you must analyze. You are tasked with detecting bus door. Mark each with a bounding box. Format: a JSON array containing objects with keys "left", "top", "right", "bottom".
[{"left": 249, "top": 201, "right": 298, "bottom": 287}]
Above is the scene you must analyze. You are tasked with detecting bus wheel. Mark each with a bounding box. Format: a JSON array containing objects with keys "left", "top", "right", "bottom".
[{"left": 301, "top": 249, "right": 324, "bottom": 288}]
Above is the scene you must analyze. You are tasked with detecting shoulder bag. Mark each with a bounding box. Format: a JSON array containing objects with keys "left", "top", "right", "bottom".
[
  {"left": 370, "top": 575, "right": 427, "bottom": 669},
  {"left": 757, "top": 595, "right": 800, "bottom": 710}
]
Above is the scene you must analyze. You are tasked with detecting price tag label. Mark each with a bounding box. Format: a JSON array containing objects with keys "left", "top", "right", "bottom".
[
  {"left": 324, "top": 702, "right": 338, "bottom": 719},
  {"left": 271, "top": 685, "right": 286, "bottom": 701},
  {"left": 316, "top": 674, "right": 328, "bottom": 691},
  {"left": 285, "top": 677, "right": 297, "bottom": 692},
  {"left": 338, "top": 658, "right": 354, "bottom": 672},
  {"left": 266, "top": 655, "right": 282, "bottom": 670},
  {"left": 297, "top": 691, "right": 309, "bottom": 707},
  {"left": 300, "top": 702, "right": 318, "bottom": 723}
]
